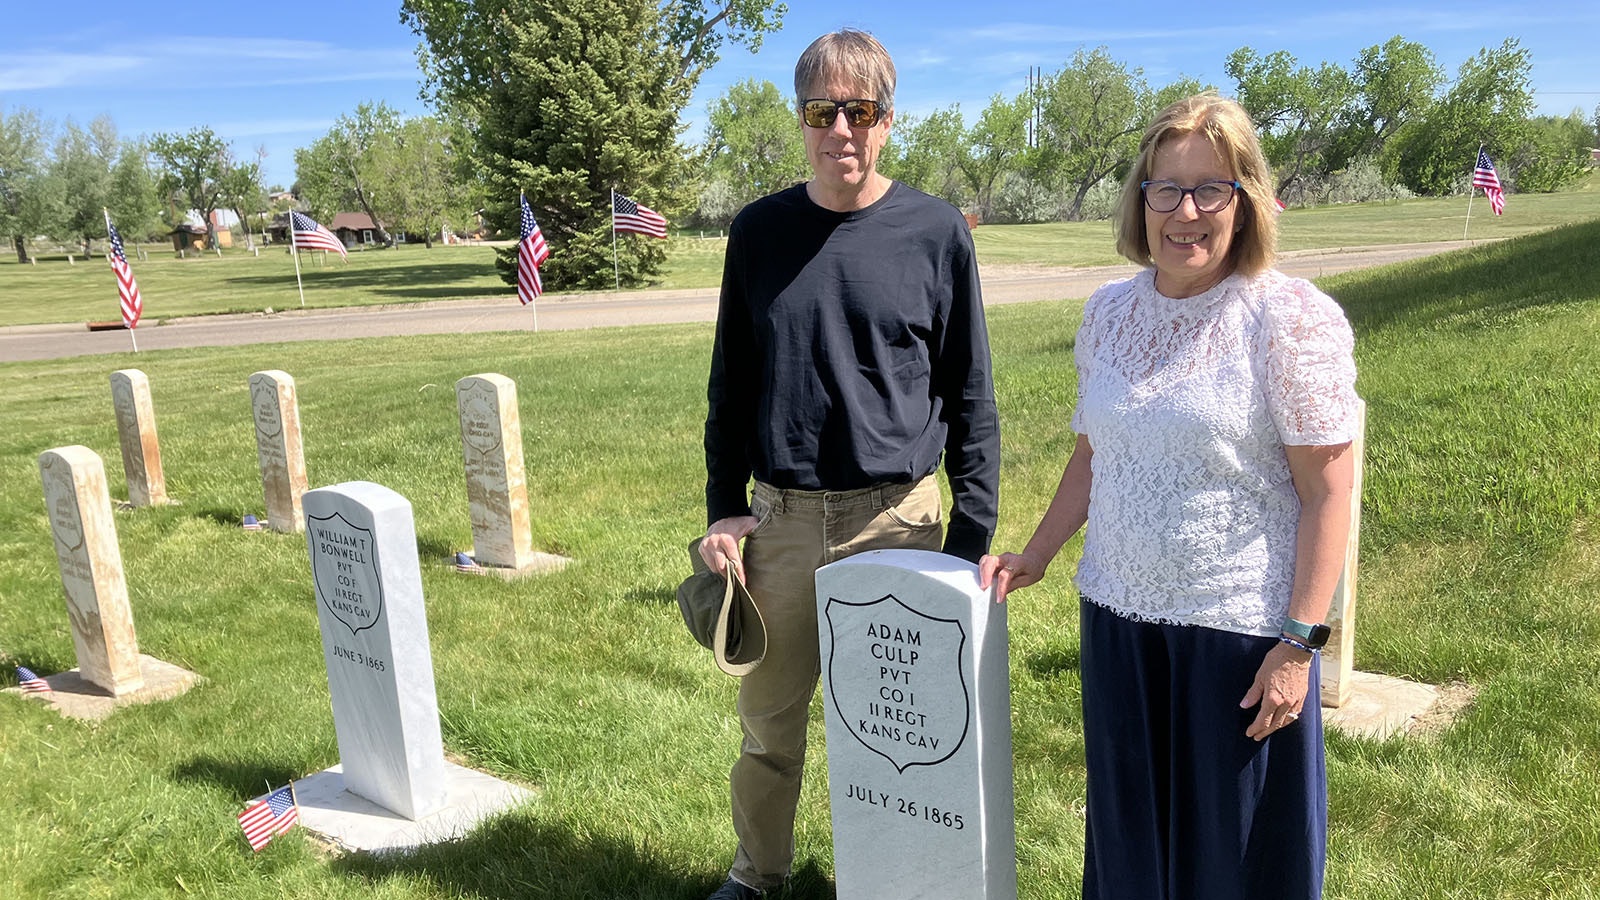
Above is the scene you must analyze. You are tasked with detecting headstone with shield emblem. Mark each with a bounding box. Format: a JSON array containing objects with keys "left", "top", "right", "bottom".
[
  {"left": 454, "top": 374, "right": 568, "bottom": 576},
  {"left": 297, "top": 481, "right": 530, "bottom": 852},
  {"left": 815, "top": 549, "right": 1016, "bottom": 899},
  {"left": 110, "top": 369, "right": 169, "bottom": 507},
  {"left": 38, "top": 445, "right": 144, "bottom": 695},
  {"left": 304, "top": 480, "right": 448, "bottom": 821},
  {"left": 34, "top": 445, "right": 198, "bottom": 718},
  {"left": 250, "top": 370, "right": 308, "bottom": 533}
]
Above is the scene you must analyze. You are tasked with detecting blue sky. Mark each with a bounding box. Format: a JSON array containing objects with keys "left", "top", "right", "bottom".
[{"left": 5, "top": 1, "right": 1596, "bottom": 189}]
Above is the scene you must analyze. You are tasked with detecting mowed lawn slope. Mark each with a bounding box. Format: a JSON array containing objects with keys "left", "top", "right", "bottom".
[{"left": 1, "top": 220, "right": 1597, "bottom": 899}]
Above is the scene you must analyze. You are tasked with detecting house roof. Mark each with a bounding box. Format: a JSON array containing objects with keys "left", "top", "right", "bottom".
[{"left": 330, "top": 212, "right": 378, "bottom": 230}]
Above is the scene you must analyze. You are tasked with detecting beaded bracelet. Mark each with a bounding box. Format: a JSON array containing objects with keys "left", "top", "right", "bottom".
[{"left": 1277, "top": 634, "right": 1317, "bottom": 654}]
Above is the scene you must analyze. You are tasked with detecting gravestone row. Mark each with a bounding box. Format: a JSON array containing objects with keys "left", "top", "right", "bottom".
[{"left": 22, "top": 368, "right": 1370, "bottom": 883}]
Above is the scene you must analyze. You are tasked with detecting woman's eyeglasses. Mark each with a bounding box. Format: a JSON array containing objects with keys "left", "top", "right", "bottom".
[
  {"left": 1140, "top": 180, "right": 1242, "bottom": 213},
  {"left": 801, "top": 98, "right": 883, "bottom": 129}
]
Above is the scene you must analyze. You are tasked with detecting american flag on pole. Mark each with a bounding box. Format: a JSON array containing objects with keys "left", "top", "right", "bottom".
[
  {"left": 517, "top": 194, "right": 551, "bottom": 304},
  {"left": 290, "top": 211, "right": 348, "bottom": 257},
  {"left": 612, "top": 191, "right": 668, "bottom": 239},
  {"left": 1473, "top": 149, "right": 1505, "bottom": 216},
  {"left": 16, "top": 666, "right": 52, "bottom": 694},
  {"left": 238, "top": 784, "right": 299, "bottom": 851},
  {"left": 105, "top": 217, "right": 143, "bottom": 329}
]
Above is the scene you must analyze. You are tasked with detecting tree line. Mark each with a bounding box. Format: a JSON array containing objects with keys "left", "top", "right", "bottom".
[
  {"left": 6, "top": 2, "right": 1597, "bottom": 285},
  {"left": 695, "top": 37, "right": 1598, "bottom": 227}
]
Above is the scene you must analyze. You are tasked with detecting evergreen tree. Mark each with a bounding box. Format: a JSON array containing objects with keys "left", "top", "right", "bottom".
[{"left": 402, "top": 0, "right": 785, "bottom": 288}]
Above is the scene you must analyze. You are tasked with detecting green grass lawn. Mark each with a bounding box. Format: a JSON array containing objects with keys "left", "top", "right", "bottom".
[
  {"left": 2, "top": 220, "right": 1599, "bottom": 899},
  {"left": 4, "top": 173, "right": 1595, "bottom": 328}
]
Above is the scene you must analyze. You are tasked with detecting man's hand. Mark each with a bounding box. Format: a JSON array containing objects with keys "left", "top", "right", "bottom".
[{"left": 699, "top": 515, "right": 760, "bottom": 580}]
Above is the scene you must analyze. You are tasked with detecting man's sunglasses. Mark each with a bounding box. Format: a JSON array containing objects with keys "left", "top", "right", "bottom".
[{"left": 801, "top": 98, "right": 883, "bottom": 129}]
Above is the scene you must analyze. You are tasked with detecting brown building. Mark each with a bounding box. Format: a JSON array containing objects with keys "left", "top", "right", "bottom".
[{"left": 330, "top": 212, "right": 382, "bottom": 246}]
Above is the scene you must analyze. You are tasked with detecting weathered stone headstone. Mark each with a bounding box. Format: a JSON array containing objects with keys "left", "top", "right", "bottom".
[
  {"left": 305, "top": 481, "right": 446, "bottom": 820},
  {"left": 38, "top": 445, "right": 144, "bottom": 695},
  {"left": 250, "top": 370, "right": 307, "bottom": 533},
  {"left": 816, "top": 549, "right": 1016, "bottom": 900},
  {"left": 455, "top": 374, "right": 567, "bottom": 575},
  {"left": 297, "top": 481, "right": 531, "bottom": 851},
  {"left": 110, "top": 369, "right": 168, "bottom": 507},
  {"left": 1321, "top": 398, "right": 1367, "bottom": 708}
]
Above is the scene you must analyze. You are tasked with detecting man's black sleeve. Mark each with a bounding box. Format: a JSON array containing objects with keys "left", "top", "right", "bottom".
[
  {"left": 936, "top": 229, "right": 1001, "bottom": 563},
  {"left": 704, "top": 219, "right": 757, "bottom": 524}
]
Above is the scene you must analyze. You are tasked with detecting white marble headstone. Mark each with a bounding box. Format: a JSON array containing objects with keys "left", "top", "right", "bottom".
[
  {"left": 38, "top": 445, "right": 145, "bottom": 695},
  {"left": 456, "top": 374, "right": 535, "bottom": 570},
  {"left": 110, "top": 369, "right": 168, "bottom": 507},
  {"left": 250, "top": 370, "right": 307, "bottom": 533},
  {"left": 304, "top": 481, "right": 447, "bottom": 821},
  {"left": 816, "top": 549, "right": 1016, "bottom": 900}
]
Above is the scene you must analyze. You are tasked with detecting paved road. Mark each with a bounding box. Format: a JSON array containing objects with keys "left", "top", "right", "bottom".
[{"left": 0, "top": 241, "right": 1478, "bottom": 363}]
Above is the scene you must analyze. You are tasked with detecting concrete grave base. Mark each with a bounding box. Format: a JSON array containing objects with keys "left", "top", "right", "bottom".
[
  {"left": 292, "top": 761, "right": 534, "bottom": 853},
  {"left": 6, "top": 654, "right": 199, "bottom": 721},
  {"left": 1323, "top": 670, "right": 1449, "bottom": 740},
  {"left": 458, "top": 551, "right": 572, "bottom": 578}
]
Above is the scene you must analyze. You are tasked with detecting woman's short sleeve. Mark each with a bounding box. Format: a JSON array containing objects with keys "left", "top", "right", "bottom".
[
  {"left": 1262, "top": 276, "right": 1359, "bottom": 445},
  {"left": 1070, "top": 288, "right": 1103, "bottom": 434}
]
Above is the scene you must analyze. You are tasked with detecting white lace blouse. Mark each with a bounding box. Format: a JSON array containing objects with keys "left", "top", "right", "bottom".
[{"left": 1070, "top": 268, "right": 1359, "bottom": 636}]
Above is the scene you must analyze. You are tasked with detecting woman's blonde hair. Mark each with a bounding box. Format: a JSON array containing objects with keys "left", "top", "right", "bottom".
[
  {"left": 793, "top": 29, "right": 896, "bottom": 113},
  {"left": 1113, "top": 92, "right": 1277, "bottom": 276}
]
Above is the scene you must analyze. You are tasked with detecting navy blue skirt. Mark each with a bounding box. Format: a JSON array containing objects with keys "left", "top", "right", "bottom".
[{"left": 1079, "top": 598, "right": 1327, "bottom": 900}]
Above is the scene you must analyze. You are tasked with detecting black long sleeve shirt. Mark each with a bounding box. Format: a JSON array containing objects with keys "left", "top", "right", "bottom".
[{"left": 703, "top": 182, "right": 1000, "bottom": 562}]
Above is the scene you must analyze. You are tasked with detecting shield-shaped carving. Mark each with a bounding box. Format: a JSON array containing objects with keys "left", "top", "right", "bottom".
[
  {"left": 458, "top": 383, "right": 502, "bottom": 457},
  {"left": 251, "top": 380, "right": 282, "bottom": 440},
  {"left": 824, "top": 593, "right": 970, "bottom": 773},
  {"left": 308, "top": 510, "right": 384, "bottom": 636},
  {"left": 40, "top": 458, "right": 85, "bottom": 555}
]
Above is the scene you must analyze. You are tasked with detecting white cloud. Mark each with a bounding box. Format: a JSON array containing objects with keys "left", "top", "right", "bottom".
[{"left": 0, "top": 53, "right": 144, "bottom": 90}]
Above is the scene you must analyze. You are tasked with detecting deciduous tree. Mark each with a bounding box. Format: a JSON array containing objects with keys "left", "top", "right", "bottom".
[
  {"left": 1330, "top": 37, "right": 1441, "bottom": 172},
  {"left": 1389, "top": 39, "right": 1533, "bottom": 195},
  {"left": 107, "top": 140, "right": 162, "bottom": 241},
  {"left": 1226, "top": 47, "right": 1353, "bottom": 199},
  {"left": 150, "top": 127, "right": 231, "bottom": 250},
  {"left": 960, "top": 94, "right": 1028, "bottom": 222},
  {"left": 221, "top": 148, "right": 267, "bottom": 250},
  {"left": 1035, "top": 49, "right": 1198, "bottom": 220},
  {"left": 881, "top": 106, "right": 968, "bottom": 208},
  {"left": 0, "top": 106, "right": 55, "bottom": 263},
  {"left": 294, "top": 102, "right": 399, "bottom": 244},
  {"left": 700, "top": 78, "right": 806, "bottom": 210},
  {"left": 51, "top": 116, "right": 119, "bottom": 256},
  {"left": 369, "top": 116, "right": 472, "bottom": 247}
]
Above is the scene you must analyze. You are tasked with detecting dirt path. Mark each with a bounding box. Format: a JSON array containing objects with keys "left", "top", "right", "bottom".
[{"left": 0, "top": 241, "right": 1480, "bottom": 363}]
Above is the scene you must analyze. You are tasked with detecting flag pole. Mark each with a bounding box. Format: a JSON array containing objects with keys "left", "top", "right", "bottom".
[
  {"left": 1463, "top": 142, "right": 1481, "bottom": 240},
  {"left": 105, "top": 208, "right": 137, "bottom": 353},
  {"left": 611, "top": 189, "right": 621, "bottom": 290},
  {"left": 523, "top": 190, "right": 538, "bottom": 333},
  {"left": 289, "top": 214, "right": 307, "bottom": 308}
]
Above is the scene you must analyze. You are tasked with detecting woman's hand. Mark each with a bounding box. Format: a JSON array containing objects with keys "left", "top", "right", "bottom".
[
  {"left": 977, "top": 550, "right": 1048, "bottom": 604},
  {"left": 1239, "top": 642, "right": 1314, "bottom": 741}
]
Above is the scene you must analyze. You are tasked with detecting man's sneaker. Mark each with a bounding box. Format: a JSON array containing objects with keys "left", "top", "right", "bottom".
[{"left": 706, "top": 877, "right": 764, "bottom": 899}]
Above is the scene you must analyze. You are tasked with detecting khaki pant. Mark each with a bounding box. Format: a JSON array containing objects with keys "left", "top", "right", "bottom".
[{"left": 728, "top": 476, "right": 945, "bottom": 890}]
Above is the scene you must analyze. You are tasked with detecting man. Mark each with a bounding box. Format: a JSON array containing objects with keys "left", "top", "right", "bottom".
[{"left": 697, "top": 29, "right": 1000, "bottom": 900}]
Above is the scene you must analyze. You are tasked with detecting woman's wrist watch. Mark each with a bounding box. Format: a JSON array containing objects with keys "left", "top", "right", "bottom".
[{"left": 1281, "top": 616, "right": 1331, "bottom": 650}]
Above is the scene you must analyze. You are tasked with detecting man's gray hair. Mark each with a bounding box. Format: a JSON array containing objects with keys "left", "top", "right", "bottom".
[{"left": 793, "top": 29, "right": 896, "bottom": 112}]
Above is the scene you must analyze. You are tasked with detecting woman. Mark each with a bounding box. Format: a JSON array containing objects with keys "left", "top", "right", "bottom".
[{"left": 978, "top": 93, "right": 1359, "bottom": 899}]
